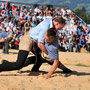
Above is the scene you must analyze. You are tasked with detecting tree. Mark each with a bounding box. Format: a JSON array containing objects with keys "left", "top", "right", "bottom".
[
  {"left": 87, "top": 14, "right": 90, "bottom": 24},
  {"left": 74, "top": 6, "right": 87, "bottom": 23}
]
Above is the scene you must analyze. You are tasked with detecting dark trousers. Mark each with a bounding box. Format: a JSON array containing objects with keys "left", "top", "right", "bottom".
[
  {"left": 0, "top": 50, "right": 29, "bottom": 71},
  {"left": 0, "top": 42, "right": 71, "bottom": 72},
  {"left": 0, "top": 42, "right": 44, "bottom": 71}
]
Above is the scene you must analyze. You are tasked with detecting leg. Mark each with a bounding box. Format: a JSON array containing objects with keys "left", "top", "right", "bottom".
[
  {"left": 75, "top": 44, "right": 78, "bottom": 52},
  {"left": 31, "top": 42, "right": 43, "bottom": 71},
  {"left": 3, "top": 37, "right": 13, "bottom": 54},
  {"left": 69, "top": 44, "right": 73, "bottom": 52},
  {"left": 29, "top": 41, "right": 72, "bottom": 73},
  {"left": 23, "top": 56, "right": 36, "bottom": 67},
  {"left": 0, "top": 50, "right": 29, "bottom": 72},
  {"left": 22, "top": 54, "right": 72, "bottom": 73},
  {"left": 41, "top": 57, "right": 72, "bottom": 73},
  {"left": 58, "top": 61, "right": 72, "bottom": 73},
  {"left": 0, "top": 31, "right": 33, "bottom": 72}
]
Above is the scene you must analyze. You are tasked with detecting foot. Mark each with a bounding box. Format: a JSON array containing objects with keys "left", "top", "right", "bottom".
[
  {"left": 63, "top": 68, "right": 72, "bottom": 73},
  {"left": 2, "top": 60, "right": 9, "bottom": 64}
]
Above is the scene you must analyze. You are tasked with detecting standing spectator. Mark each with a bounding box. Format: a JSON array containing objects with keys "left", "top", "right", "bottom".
[
  {"left": 66, "top": 8, "right": 71, "bottom": 15},
  {"left": 0, "top": 30, "right": 13, "bottom": 54}
]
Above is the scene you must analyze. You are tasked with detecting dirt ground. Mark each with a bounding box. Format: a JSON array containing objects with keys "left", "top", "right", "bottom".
[{"left": 0, "top": 49, "right": 90, "bottom": 90}]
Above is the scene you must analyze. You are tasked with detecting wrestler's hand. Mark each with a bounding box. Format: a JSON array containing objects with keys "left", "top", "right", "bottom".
[{"left": 42, "top": 74, "right": 51, "bottom": 79}]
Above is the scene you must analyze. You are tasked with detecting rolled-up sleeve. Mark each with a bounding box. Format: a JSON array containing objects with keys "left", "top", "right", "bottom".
[
  {"left": 38, "top": 26, "right": 49, "bottom": 43},
  {"left": 49, "top": 47, "right": 58, "bottom": 60}
]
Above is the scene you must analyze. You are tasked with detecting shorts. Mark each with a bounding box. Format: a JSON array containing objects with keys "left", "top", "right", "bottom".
[{"left": 19, "top": 31, "right": 33, "bottom": 51}]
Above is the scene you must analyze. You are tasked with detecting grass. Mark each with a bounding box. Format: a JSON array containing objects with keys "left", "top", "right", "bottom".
[
  {"left": 63, "top": 63, "right": 90, "bottom": 67},
  {"left": 43, "top": 63, "right": 90, "bottom": 67},
  {"left": 75, "top": 64, "right": 90, "bottom": 67}
]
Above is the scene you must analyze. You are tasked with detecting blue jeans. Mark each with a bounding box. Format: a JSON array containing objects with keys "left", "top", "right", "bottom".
[
  {"left": 69, "top": 44, "right": 79, "bottom": 52},
  {"left": 75, "top": 44, "right": 79, "bottom": 52},
  {"left": 69, "top": 44, "right": 73, "bottom": 52}
]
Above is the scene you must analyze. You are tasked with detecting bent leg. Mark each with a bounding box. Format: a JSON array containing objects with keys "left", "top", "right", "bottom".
[
  {"left": 31, "top": 54, "right": 43, "bottom": 71},
  {"left": 23, "top": 56, "right": 36, "bottom": 67},
  {"left": 0, "top": 50, "right": 29, "bottom": 72},
  {"left": 30, "top": 42, "right": 43, "bottom": 71},
  {"left": 41, "top": 57, "right": 72, "bottom": 73},
  {"left": 25, "top": 56, "right": 72, "bottom": 73}
]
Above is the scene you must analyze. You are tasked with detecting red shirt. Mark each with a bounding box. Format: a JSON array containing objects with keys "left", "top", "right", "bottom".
[
  {"left": 15, "top": 40, "right": 19, "bottom": 45},
  {"left": 20, "top": 18, "right": 26, "bottom": 24}
]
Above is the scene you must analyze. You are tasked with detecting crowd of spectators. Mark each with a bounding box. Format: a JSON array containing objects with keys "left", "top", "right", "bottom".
[{"left": 0, "top": 1, "right": 90, "bottom": 53}]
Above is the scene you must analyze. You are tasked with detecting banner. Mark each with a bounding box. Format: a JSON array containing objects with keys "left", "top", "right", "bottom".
[{"left": 66, "top": 25, "right": 77, "bottom": 31}]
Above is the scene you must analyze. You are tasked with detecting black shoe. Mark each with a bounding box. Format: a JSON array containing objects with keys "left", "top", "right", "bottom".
[
  {"left": 2, "top": 60, "right": 9, "bottom": 64},
  {"left": 63, "top": 68, "right": 72, "bottom": 73}
]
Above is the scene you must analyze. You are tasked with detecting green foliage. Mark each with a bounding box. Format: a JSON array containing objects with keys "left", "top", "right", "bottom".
[
  {"left": 87, "top": 14, "right": 90, "bottom": 24},
  {"left": 74, "top": 6, "right": 90, "bottom": 24},
  {"left": 77, "top": 3, "right": 85, "bottom": 9},
  {"left": 76, "top": 64, "right": 90, "bottom": 67}
]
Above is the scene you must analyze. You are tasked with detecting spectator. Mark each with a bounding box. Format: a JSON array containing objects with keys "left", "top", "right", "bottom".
[
  {"left": 24, "top": 19, "right": 31, "bottom": 32},
  {"left": 69, "top": 36, "right": 79, "bottom": 52},
  {"left": 79, "top": 36, "right": 87, "bottom": 51},
  {"left": 15, "top": 38, "right": 19, "bottom": 49},
  {"left": 0, "top": 2, "right": 89, "bottom": 53},
  {"left": 0, "top": 23, "right": 5, "bottom": 32}
]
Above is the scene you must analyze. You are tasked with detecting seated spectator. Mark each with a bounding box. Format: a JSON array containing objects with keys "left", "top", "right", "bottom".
[
  {"left": 73, "top": 31, "right": 80, "bottom": 43},
  {"left": 79, "top": 19, "right": 86, "bottom": 26},
  {"left": 14, "top": 38, "right": 19, "bottom": 49},
  {"left": 66, "top": 8, "right": 71, "bottom": 15},
  {"left": 34, "top": 6, "right": 41, "bottom": 14},
  {"left": 79, "top": 36, "right": 87, "bottom": 51},
  {"left": 20, "top": 14, "right": 26, "bottom": 30},
  {"left": 0, "top": 23, "right": 5, "bottom": 32},
  {"left": 11, "top": 4, "right": 16, "bottom": 11},
  {"left": 1, "top": 3, "right": 5, "bottom": 10},
  {"left": 69, "top": 36, "right": 80, "bottom": 52},
  {"left": 31, "top": 21, "right": 37, "bottom": 27},
  {"left": 49, "top": 7, "right": 54, "bottom": 16},
  {"left": 37, "top": 12, "right": 43, "bottom": 21},
  {"left": 62, "top": 39, "right": 69, "bottom": 51},
  {"left": 24, "top": 19, "right": 31, "bottom": 32}
]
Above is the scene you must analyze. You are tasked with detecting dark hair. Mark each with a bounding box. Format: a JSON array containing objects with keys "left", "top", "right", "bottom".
[
  {"left": 46, "top": 28, "right": 56, "bottom": 38},
  {"left": 53, "top": 17, "right": 66, "bottom": 24}
]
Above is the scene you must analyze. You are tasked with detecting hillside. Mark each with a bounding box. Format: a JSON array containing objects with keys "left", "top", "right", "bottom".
[{"left": 2, "top": 0, "right": 90, "bottom": 13}]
